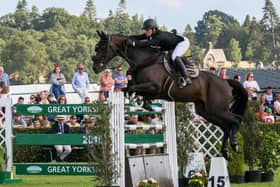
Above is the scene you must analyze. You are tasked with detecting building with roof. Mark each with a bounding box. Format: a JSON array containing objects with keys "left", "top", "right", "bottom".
[
  {"left": 203, "top": 42, "right": 230, "bottom": 69},
  {"left": 202, "top": 42, "right": 256, "bottom": 69}
]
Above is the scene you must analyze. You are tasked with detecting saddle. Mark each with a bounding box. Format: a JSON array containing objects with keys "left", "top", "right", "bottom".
[{"left": 162, "top": 53, "right": 199, "bottom": 79}]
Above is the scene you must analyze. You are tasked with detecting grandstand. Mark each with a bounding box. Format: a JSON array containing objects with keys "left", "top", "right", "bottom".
[{"left": 227, "top": 69, "right": 280, "bottom": 90}]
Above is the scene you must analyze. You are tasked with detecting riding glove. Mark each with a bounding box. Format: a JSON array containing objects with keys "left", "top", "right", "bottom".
[{"left": 127, "top": 39, "right": 135, "bottom": 47}]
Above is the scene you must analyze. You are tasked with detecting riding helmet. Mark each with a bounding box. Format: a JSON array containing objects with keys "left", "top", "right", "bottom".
[{"left": 142, "top": 19, "right": 158, "bottom": 30}]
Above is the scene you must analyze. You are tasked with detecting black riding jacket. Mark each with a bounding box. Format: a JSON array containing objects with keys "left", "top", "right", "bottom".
[{"left": 130, "top": 29, "right": 184, "bottom": 51}]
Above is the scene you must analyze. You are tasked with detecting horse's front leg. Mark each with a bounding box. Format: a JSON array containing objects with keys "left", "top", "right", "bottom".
[
  {"left": 129, "top": 82, "right": 161, "bottom": 97},
  {"left": 129, "top": 82, "right": 160, "bottom": 111}
]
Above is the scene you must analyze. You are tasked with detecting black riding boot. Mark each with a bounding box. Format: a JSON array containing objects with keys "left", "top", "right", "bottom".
[{"left": 175, "top": 57, "right": 192, "bottom": 88}]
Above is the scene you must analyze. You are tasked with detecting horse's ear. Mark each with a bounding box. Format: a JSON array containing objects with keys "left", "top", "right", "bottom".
[
  {"left": 96, "top": 30, "right": 102, "bottom": 38},
  {"left": 101, "top": 31, "right": 109, "bottom": 40}
]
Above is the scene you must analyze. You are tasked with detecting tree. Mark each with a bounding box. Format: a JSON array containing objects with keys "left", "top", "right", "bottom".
[
  {"left": 119, "top": 0, "right": 127, "bottom": 11},
  {"left": 30, "top": 6, "right": 40, "bottom": 29},
  {"left": 195, "top": 10, "right": 238, "bottom": 48},
  {"left": 14, "top": 0, "right": 29, "bottom": 30},
  {"left": 228, "top": 38, "right": 242, "bottom": 65},
  {"left": 1, "top": 31, "right": 48, "bottom": 83},
  {"left": 82, "top": 0, "right": 96, "bottom": 21},
  {"left": 260, "top": 0, "right": 280, "bottom": 62}
]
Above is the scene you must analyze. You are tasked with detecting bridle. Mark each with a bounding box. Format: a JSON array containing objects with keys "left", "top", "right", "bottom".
[{"left": 101, "top": 35, "right": 137, "bottom": 70}]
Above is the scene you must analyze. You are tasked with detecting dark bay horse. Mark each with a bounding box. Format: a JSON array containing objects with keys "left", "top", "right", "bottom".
[{"left": 92, "top": 31, "right": 248, "bottom": 159}]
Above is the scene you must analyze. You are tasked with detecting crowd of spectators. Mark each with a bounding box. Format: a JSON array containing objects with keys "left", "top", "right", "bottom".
[{"left": 212, "top": 67, "right": 280, "bottom": 124}]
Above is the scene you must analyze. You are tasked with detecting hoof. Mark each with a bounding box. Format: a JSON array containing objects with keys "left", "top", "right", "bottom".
[
  {"left": 222, "top": 150, "right": 232, "bottom": 161},
  {"left": 231, "top": 144, "right": 242, "bottom": 153},
  {"left": 143, "top": 104, "right": 154, "bottom": 111}
]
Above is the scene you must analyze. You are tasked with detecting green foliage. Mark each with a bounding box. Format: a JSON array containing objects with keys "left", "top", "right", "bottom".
[
  {"left": 175, "top": 102, "right": 194, "bottom": 176},
  {"left": 228, "top": 38, "right": 242, "bottom": 65},
  {"left": 88, "top": 101, "right": 119, "bottom": 186},
  {"left": 82, "top": 0, "right": 97, "bottom": 21},
  {"left": 0, "top": 146, "right": 7, "bottom": 171},
  {"left": 228, "top": 133, "right": 245, "bottom": 176},
  {"left": 258, "top": 131, "right": 280, "bottom": 172},
  {"left": 195, "top": 10, "right": 238, "bottom": 48},
  {"left": 240, "top": 101, "right": 262, "bottom": 171}
]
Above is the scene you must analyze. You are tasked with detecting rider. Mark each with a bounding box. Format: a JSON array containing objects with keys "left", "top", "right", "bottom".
[{"left": 127, "top": 18, "right": 192, "bottom": 88}]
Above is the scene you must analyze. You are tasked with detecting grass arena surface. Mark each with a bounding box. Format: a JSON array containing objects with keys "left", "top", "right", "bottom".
[{"left": 1, "top": 167, "right": 280, "bottom": 186}]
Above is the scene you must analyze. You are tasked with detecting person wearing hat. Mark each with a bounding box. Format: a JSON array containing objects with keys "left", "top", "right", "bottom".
[
  {"left": 52, "top": 115, "right": 71, "bottom": 162},
  {"left": 49, "top": 64, "right": 66, "bottom": 99},
  {"left": 263, "top": 107, "right": 275, "bottom": 124},
  {"left": 127, "top": 18, "right": 192, "bottom": 88}
]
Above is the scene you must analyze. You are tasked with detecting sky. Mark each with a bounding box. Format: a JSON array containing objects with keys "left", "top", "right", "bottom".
[{"left": 0, "top": 0, "right": 280, "bottom": 33}]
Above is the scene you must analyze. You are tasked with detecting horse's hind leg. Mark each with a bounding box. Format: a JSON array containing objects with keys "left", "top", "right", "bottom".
[
  {"left": 195, "top": 102, "right": 231, "bottom": 159},
  {"left": 195, "top": 101, "right": 241, "bottom": 159}
]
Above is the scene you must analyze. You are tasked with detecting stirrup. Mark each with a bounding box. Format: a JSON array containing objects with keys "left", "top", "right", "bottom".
[{"left": 178, "top": 77, "right": 187, "bottom": 88}]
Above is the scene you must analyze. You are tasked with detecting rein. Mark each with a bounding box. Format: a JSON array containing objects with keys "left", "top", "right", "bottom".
[{"left": 105, "top": 35, "right": 137, "bottom": 70}]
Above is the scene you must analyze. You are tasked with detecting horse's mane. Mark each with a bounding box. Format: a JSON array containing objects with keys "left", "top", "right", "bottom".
[{"left": 111, "top": 34, "right": 160, "bottom": 55}]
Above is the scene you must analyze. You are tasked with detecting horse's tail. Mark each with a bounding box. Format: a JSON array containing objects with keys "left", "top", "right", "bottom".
[{"left": 227, "top": 79, "right": 248, "bottom": 117}]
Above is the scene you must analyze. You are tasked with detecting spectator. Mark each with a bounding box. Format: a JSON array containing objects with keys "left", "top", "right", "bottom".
[
  {"left": 57, "top": 95, "right": 69, "bottom": 121},
  {"left": 13, "top": 97, "right": 32, "bottom": 126},
  {"left": 52, "top": 115, "right": 71, "bottom": 162},
  {"left": 258, "top": 94, "right": 269, "bottom": 121},
  {"left": 33, "top": 114, "right": 50, "bottom": 128},
  {"left": 67, "top": 115, "right": 81, "bottom": 127},
  {"left": 28, "top": 94, "right": 37, "bottom": 104},
  {"left": 263, "top": 107, "right": 275, "bottom": 124},
  {"left": 233, "top": 74, "right": 241, "bottom": 82},
  {"left": 209, "top": 67, "right": 216, "bottom": 74},
  {"left": 151, "top": 114, "right": 163, "bottom": 125},
  {"left": 113, "top": 67, "right": 128, "bottom": 92},
  {"left": 38, "top": 90, "right": 49, "bottom": 104},
  {"left": 47, "top": 93, "right": 57, "bottom": 122},
  {"left": 32, "top": 119, "right": 41, "bottom": 128},
  {"left": 72, "top": 63, "right": 90, "bottom": 102},
  {"left": 57, "top": 95, "right": 67, "bottom": 104},
  {"left": 243, "top": 72, "right": 260, "bottom": 100},
  {"left": 0, "top": 66, "right": 10, "bottom": 86},
  {"left": 47, "top": 93, "right": 57, "bottom": 104},
  {"left": 77, "top": 96, "right": 91, "bottom": 124},
  {"left": 13, "top": 113, "right": 27, "bottom": 128},
  {"left": 264, "top": 86, "right": 276, "bottom": 111},
  {"left": 219, "top": 67, "right": 229, "bottom": 79},
  {"left": 99, "top": 69, "right": 114, "bottom": 101},
  {"left": 274, "top": 93, "right": 280, "bottom": 116},
  {"left": 84, "top": 96, "right": 91, "bottom": 104},
  {"left": 0, "top": 81, "right": 9, "bottom": 98},
  {"left": 17, "top": 96, "right": 25, "bottom": 105},
  {"left": 127, "top": 115, "right": 143, "bottom": 125},
  {"left": 80, "top": 117, "right": 95, "bottom": 134},
  {"left": 49, "top": 64, "right": 66, "bottom": 99}
]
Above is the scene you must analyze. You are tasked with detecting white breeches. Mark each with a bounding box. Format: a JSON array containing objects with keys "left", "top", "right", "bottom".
[
  {"left": 171, "top": 37, "right": 190, "bottom": 61},
  {"left": 55, "top": 145, "right": 72, "bottom": 160},
  {"left": 74, "top": 87, "right": 89, "bottom": 102}
]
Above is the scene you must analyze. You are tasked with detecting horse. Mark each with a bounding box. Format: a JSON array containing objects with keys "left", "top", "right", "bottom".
[{"left": 92, "top": 31, "right": 248, "bottom": 160}]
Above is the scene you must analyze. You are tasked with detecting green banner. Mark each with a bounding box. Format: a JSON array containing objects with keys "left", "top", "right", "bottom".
[
  {"left": 15, "top": 164, "right": 95, "bottom": 175},
  {"left": 15, "top": 104, "right": 98, "bottom": 115},
  {"left": 16, "top": 134, "right": 100, "bottom": 145},
  {"left": 16, "top": 134, "right": 164, "bottom": 145}
]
